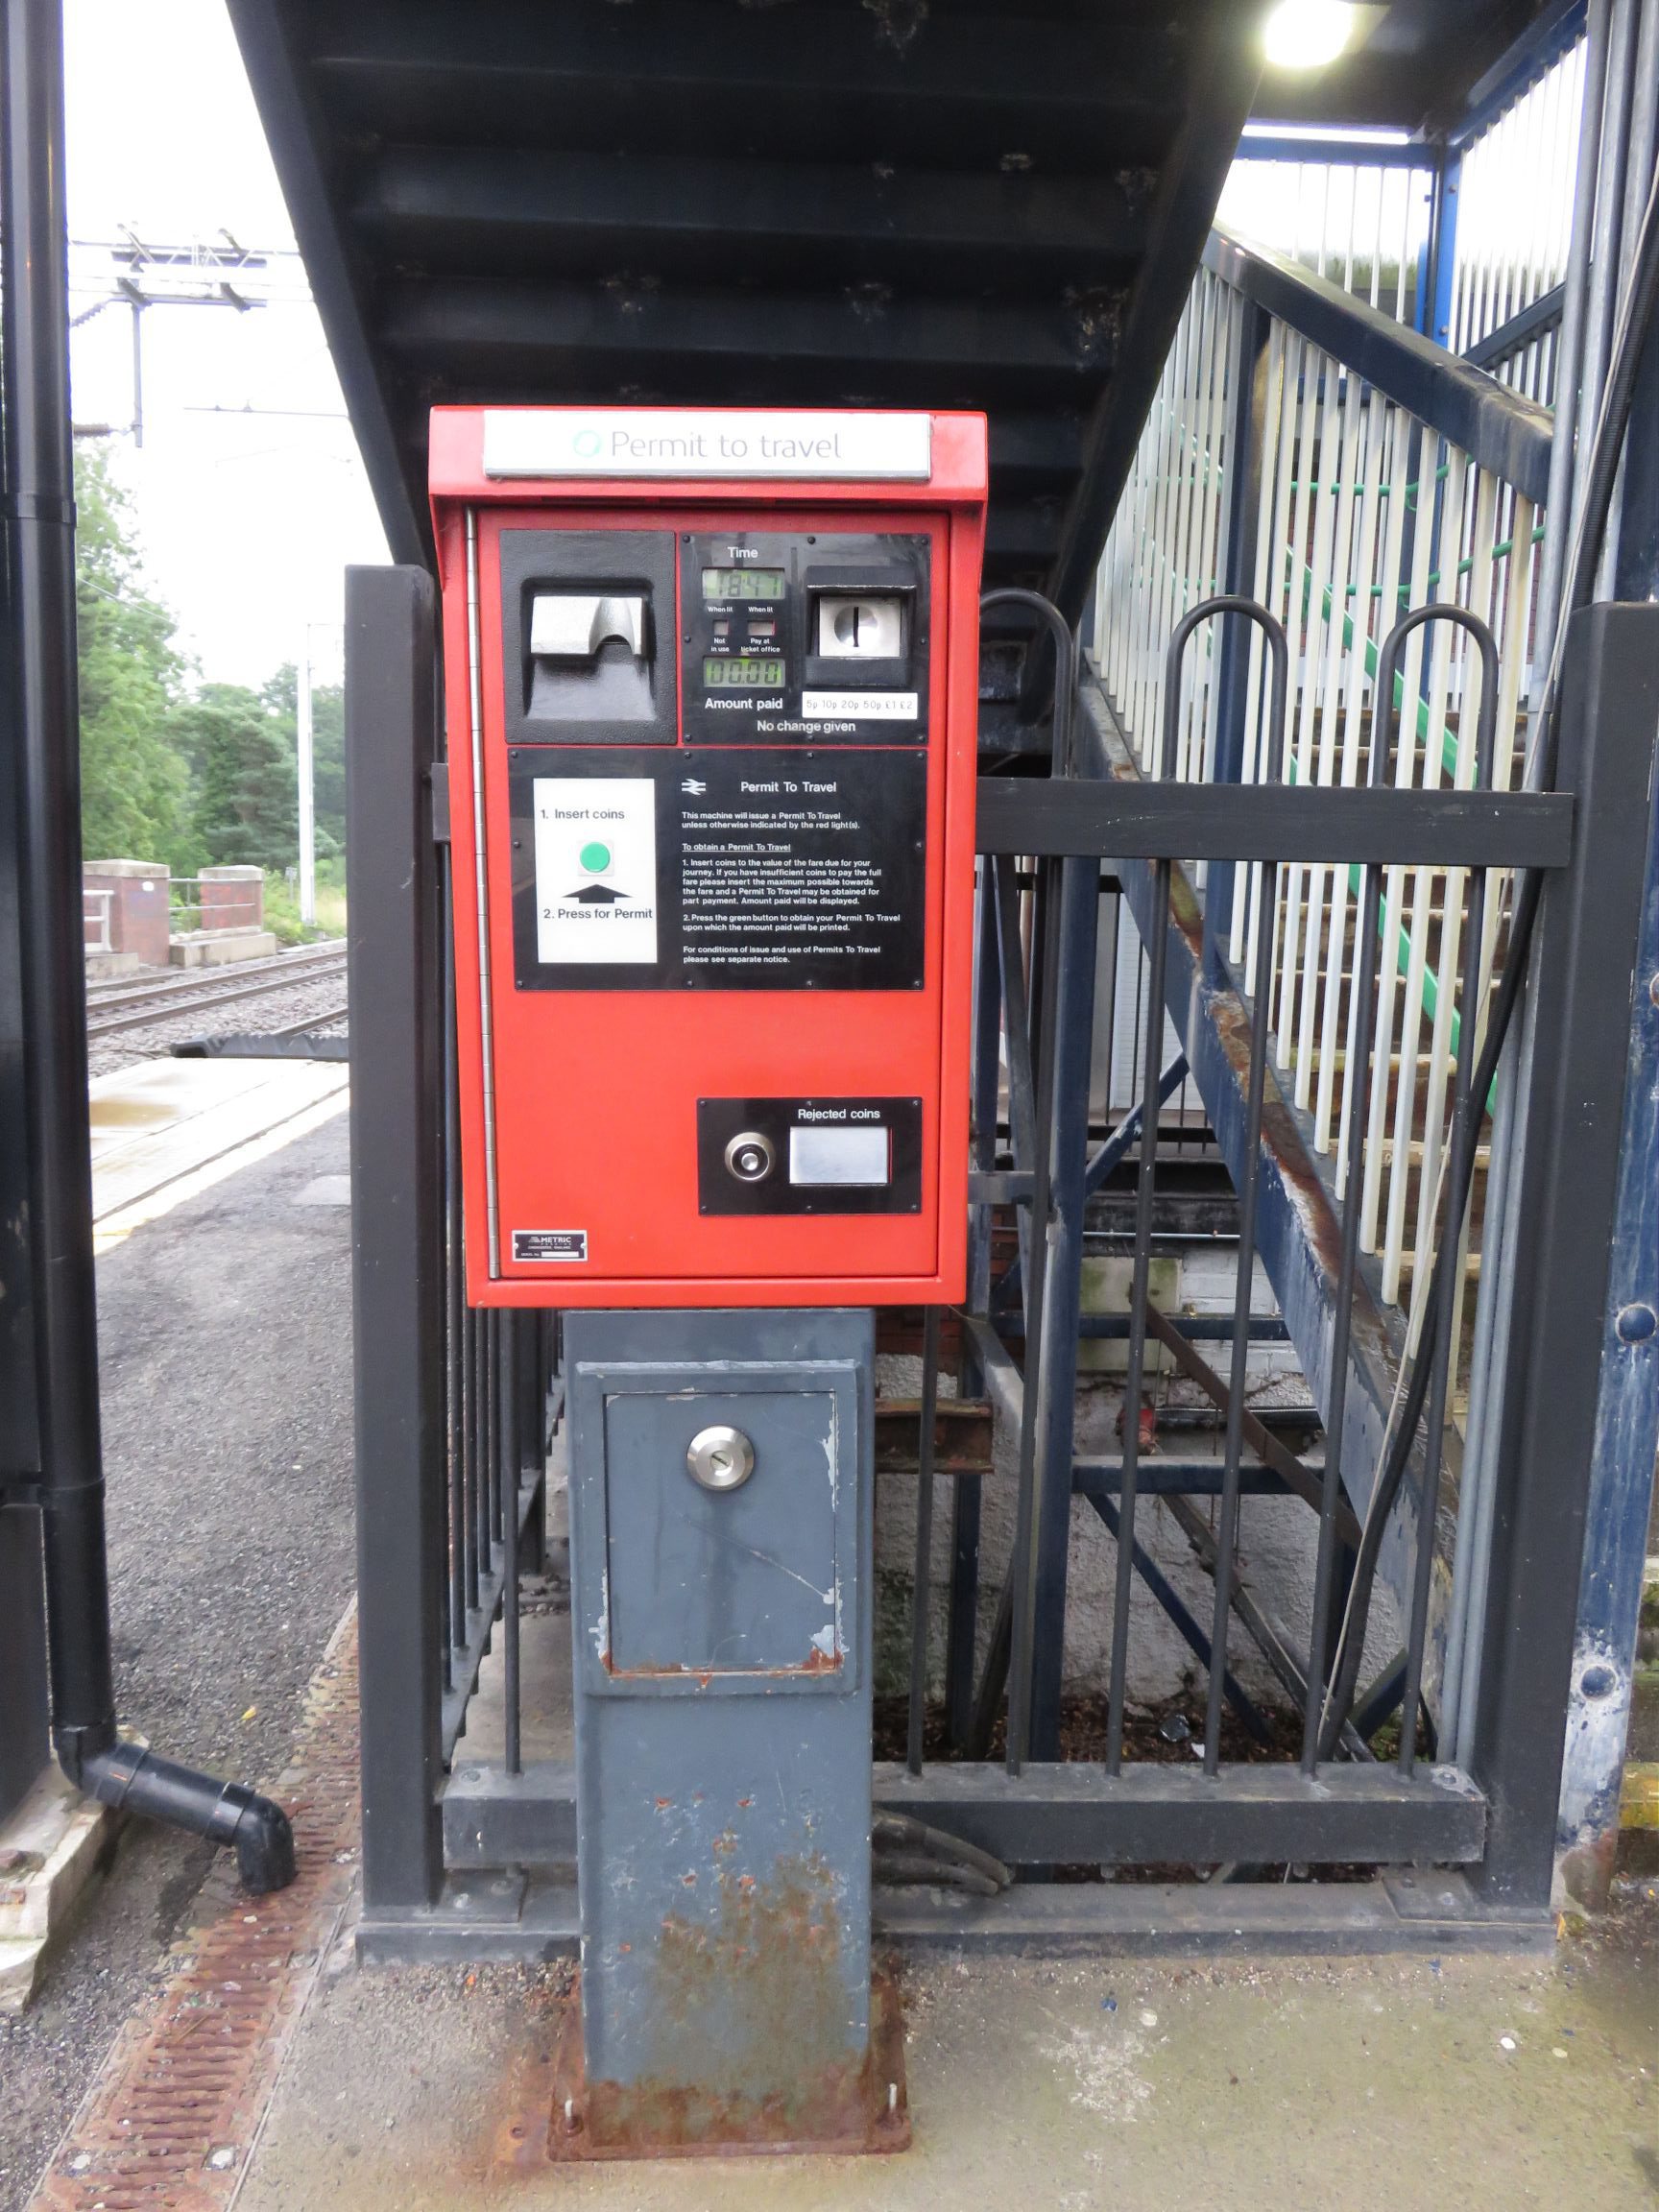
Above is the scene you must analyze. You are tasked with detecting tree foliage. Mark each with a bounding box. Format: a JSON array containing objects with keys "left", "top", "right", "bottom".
[
  {"left": 171, "top": 684, "right": 296, "bottom": 871},
  {"left": 74, "top": 445, "right": 194, "bottom": 868},
  {"left": 73, "top": 441, "right": 331, "bottom": 878}
]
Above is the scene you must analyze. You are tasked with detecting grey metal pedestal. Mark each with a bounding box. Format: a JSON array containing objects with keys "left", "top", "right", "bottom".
[{"left": 558, "top": 1307, "right": 903, "bottom": 2157}]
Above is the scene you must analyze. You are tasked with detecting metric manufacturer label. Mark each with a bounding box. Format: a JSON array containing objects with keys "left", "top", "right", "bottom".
[
  {"left": 513, "top": 1229, "right": 589, "bottom": 1262},
  {"left": 531, "top": 778, "right": 658, "bottom": 964}
]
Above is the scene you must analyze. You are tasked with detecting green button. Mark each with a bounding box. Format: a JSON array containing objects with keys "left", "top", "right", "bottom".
[{"left": 579, "top": 840, "right": 613, "bottom": 873}]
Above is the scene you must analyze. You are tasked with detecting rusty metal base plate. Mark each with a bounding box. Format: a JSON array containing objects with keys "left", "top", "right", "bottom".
[{"left": 503, "top": 1965, "right": 910, "bottom": 2162}]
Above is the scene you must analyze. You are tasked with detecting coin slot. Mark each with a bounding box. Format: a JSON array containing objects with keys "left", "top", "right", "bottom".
[{"left": 814, "top": 592, "right": 904, "bottom": 660}]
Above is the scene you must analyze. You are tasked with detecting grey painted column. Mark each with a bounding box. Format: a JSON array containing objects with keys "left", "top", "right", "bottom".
[{"left": 564, "top": 1307, "right": 880, "bottom": 2152}]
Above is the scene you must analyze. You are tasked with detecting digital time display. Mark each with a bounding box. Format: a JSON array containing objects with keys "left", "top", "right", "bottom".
[
  {"left": 704, "top": 657, "right": 785, "bottom": 688},
  {"left": 703, "top": 567, "right": 786, "bottom": 602}
]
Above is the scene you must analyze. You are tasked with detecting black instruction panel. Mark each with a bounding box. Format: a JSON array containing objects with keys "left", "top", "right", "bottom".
[
  {"left": 679, "top": 529, "right": 930, "bottom": 745},
  {"left": 509, "top": 747, "right": 926, "bottom": 992}
]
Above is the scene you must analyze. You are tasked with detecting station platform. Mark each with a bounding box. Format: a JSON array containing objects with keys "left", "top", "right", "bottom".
[{"left": 90, "top": 1055, "right": 349, "bottom": 1251}]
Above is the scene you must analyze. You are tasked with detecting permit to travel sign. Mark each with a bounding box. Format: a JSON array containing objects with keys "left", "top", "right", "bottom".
[{"left": 482, "top": 408, "right": 933, "bottom": 481}]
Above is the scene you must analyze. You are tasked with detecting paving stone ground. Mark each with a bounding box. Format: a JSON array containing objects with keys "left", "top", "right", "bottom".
[{"left": 0, "top": 1112, "right": 356, "bottom": 2212}]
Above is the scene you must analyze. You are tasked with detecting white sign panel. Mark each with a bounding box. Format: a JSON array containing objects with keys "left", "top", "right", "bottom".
[
  {"left": 532, "top": 778, "right": 658, "bottom": 965},
  {"left": 800, "top": 690, "right": 919, "bottom": 722},
  {"left": 484, "top": 409, "right": 932, "bottom": 482}
]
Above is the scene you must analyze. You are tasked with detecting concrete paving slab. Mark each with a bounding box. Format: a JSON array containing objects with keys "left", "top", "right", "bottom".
[
  {"left": 0, "top": 1768, "right": 115, "bottom": 2015},
  {"left": 232, "top": 1900, "right": 1658, "bottom": 2210},
  {"left": 89, "top": 1057, "right": 348, "bottom": 1228}
]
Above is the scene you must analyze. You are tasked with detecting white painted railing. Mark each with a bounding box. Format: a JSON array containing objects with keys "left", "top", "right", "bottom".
[
  {"left": 1088, "top": 228, "right": 1553, "bottom": 1376},
  {"left": 1450, "top": 35, "right": 1586, "bottom": 397}
]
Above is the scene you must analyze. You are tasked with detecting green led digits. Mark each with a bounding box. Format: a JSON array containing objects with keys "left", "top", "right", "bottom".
[
  {"left": 702, "top": 567, "right": 786, "bottom": 602},
  {"left": 703, "top": 657, "right": 785, "bottom": 688}
]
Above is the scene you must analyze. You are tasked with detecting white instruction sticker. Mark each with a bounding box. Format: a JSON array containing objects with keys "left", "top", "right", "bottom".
[
  {"left": 533, "top": 778, "right": 658, "bottom": 965},
  {"left": 799, "top": 690, "right": 919, "bottom": 721}
]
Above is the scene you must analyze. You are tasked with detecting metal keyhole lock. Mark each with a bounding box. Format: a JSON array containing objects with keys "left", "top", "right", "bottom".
[
  {"left": 723, "top": 1130, "right": 776, "bottom": 1184},
  {"left": 686, "top": 1425, "right": 756, "bottom": 1493}
]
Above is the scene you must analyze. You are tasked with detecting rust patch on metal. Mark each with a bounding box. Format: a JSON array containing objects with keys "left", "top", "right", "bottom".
[
  {"left": 608, "top": 1650, "right": 841, "bottom": 1681},
  {"left": 1166, "top": 859, "right": 1208, "bottom": 958},
  {"left": 874, "top": 1397, "right": 995, "bottom": 1479},
  {"left": 30, "top": 1616, "right": 361, "bottom": 2212},
  {"left": 1092, "top": 690, "right": 1402, "bottom": 1402},
  {"left": 1206, "top": 985, "right": 1354, "bottom": 1292},
  {"left": 502, "top": 1960, "right": 910, "bottom": 2162}
]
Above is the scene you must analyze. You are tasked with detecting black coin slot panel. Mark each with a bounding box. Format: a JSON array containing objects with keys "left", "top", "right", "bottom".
[
  {"left": 697, "top": 1097, "right": 924, "bottom": 1215},
  {"left": 681, "top": 529, "right": 929, "bottom": 744},
  {"left": 802, "top": 562, "right": 918, "bottom": 693}
]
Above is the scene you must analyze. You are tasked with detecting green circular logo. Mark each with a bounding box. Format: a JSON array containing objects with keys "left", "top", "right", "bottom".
[
  {"left": 573, "top": 428, "right": 603, "bottom": 458},
  {"left": 579, "top": 840, "right": 613, "bottom": 874}
]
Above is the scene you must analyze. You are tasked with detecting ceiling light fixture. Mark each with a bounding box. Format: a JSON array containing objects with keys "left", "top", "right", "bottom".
[{"left": 1263, "top": 1, "right": 1358, "bottom": 71}]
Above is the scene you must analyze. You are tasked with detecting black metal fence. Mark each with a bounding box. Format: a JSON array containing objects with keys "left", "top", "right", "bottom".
[
  {"left": 912, "top": 593, "right": 1653, "bottom": 1904},
  {"left": 345, "top": 559, "right": 1657, "bottom": 1944}
]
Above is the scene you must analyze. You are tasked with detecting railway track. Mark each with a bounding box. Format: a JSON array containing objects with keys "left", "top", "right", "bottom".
[
  {"left": 85, "top": 938, "right": 344, "bottom": 1009},
  {"left": 85, "top": 943, "right": 348, "bottom": 1040}
]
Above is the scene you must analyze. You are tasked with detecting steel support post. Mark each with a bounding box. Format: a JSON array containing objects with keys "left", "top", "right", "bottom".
[
  {"left": 1556, "top": 597, "right": 1659, "bottom": 1903},
  {"left": 0, "top": 1510, "right": 48, "bottom": 1821},
  {"left": 1024, "top": 844, "right": 1098, "bottom": 1758},
  {"left": 1471, "top": 602, "right": 1659, "bottom": 1908},
  {"left": 345, "top": 565, "right": 446, "bottom": 1913},
  {"left": 0, "top": 223, "right": 47, "bottom": 1813},
  {"left": 945, "top": 862, "right": 999, "bottom": 1747},
  {"left": 1210, "top": 393, "right": 1266, "bottom": 781},
  {"left": 1424, "top": 149, "right": 1464, "bottom": 348},
  {"left": 1208, "top": 294, "right": 1269, "bottom": 940},
  {"left": 2, "top": 0, "right": 115, "bottom": 1782}
]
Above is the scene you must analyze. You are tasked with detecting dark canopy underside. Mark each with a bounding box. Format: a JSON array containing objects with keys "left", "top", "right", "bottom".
[{"left": 228, "top": 0, "right": 1554, "bottom": 709}]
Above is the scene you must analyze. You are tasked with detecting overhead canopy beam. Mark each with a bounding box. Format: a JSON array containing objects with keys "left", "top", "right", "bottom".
[
  {"left": 225, "top": 0, "right": 424, "bottom": 565},
  {"left": 354, "top": 145, "right": 1153, "bottom": 291},
  {"left": 310, "top": 0, "right": 1184, "bottom": 166}
]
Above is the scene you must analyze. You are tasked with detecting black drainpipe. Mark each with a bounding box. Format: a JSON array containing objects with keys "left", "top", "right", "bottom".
[{"left": 1, "top": 0, "right": 294, "bottom": 1895}]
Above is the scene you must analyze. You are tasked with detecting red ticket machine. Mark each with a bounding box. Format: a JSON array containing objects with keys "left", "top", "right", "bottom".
[{"left": 431, "top": 407, "right": 986, "bottom": 1307}]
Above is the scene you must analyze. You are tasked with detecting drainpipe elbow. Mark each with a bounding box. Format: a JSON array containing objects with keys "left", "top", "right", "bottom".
[{"left": 66, "top": 1737, "right": 298, "bottom": 1895}]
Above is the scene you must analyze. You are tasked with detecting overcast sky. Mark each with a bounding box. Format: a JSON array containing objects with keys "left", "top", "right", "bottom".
[{"left": 64, "top": 0, "right": 389, "bottom": 690}]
